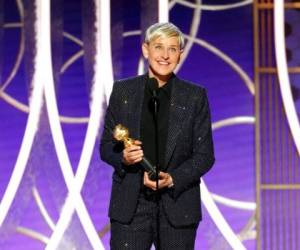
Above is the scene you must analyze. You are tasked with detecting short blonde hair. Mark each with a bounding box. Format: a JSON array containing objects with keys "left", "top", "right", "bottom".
[{"left": 144, "top": 22, "right": 185, "bottom": 50}]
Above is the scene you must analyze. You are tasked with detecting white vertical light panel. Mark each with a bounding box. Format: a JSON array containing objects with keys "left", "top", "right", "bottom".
[
  {"left": 159, "top": 0, "right": 169, "bottom": 22},
  {"left": 201, "top": 182, "right": 246, "bottom": 250},
  {"left": 274, "top": 0, "right": 300, "bottom": 156},
  {"left": 39, "top": 0, "right": 104, "bottom": 248},
  {"left": 97, "top": 0, "right": 114, "bottom": 102},
  {"left": 0, "top": 0, "right": 44, "bottom": 226},
  {"left": 46, "top": 0, "right": 114, "bottom": 248}
]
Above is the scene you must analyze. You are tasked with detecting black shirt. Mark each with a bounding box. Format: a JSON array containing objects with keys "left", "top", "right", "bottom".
[{"left": 140, "top": 75, "right": 173, "bottom": 170}]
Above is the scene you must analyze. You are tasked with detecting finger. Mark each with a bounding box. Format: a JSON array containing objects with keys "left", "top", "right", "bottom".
[
  {"left": 125, "top": 157, "right": 143, "bottom": 165},
  {"left": 158, "top": 178, "right": 167, "bottom": 186},
  {"left": 123, "top": 151, "right": 143, "bottom": 165},
  {"left": 146, "top": 183, "right": 157, "bottom": 190},
  {"left": 143, "top": 173, "right": 157, "bottom": 190},
  {"left": 158, "top": 173, "right": 172, "bottom": 189},
  {"left": 149, "top": 179, "right": 158, "bottom": 190},
  {"left": 134, "top": 140, "right": 142, "bottom": 145},
  {"left": 158, "top": 181, "right": 169, "bottom": 189},
  {"left": 127, "top": 153, "right": 143, "bottom": 162},
  {"left": 144, "top": 181, "right": 156, "bottom": 190},
  {"left": 132, "top": 156, "right": 143, "bottom": 164},
  {"left": 127, "top": 150, "right": 143, "bottom": 157},
  {"left": 144, "top": 172, "right": 151, "bottom": 183},
  {"left": 159, "top": 172, "right": 168, "bottom": 179},
  {"left": 126, "top": 145, "right": 142, "bottom": 152},
  {"left": 158, "top": 175, "right": 169, "bottom": 183},
  {"left": 124, "top": 149, "right": 143, "bottom": 159}
]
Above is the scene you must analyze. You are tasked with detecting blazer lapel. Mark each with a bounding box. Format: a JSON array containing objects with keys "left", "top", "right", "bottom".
[
  {"left": 164, "top": 78, "right": 188, "bottom": 168},
  {"left": 127, "top": 74, "right": 146, "bottom": 140},
  {"left": 125, "top": 74, "right": 188, "bottom": 167}
]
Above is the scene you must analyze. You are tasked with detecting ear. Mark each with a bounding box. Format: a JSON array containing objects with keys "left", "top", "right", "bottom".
[
  {"left": 177, "top": 49, "right": 184, "bottom": 64},
  {"left": 142, "top": 43, "right": 149, "bottom": 59}
]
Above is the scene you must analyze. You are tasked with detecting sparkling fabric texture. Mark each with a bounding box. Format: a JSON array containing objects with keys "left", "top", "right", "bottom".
[{"left": 100, "top": 73, "right": 214, "bottom": 249}]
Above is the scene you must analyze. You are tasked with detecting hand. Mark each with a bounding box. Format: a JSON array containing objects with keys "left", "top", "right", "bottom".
[
  {"left": 143, "top": 171, "right": 173, "bottom": 191},
  {"left": 122, "top": 140, "right": 143, "bottom": 165}
]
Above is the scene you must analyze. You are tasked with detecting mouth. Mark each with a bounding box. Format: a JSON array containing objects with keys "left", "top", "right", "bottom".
[{"left": 157, "top": 61, "right": 169, "bottom": 65}]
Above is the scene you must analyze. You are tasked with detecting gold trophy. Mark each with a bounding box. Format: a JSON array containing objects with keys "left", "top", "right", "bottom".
[{"left": 113, "top": 124, "right": 158, "bottom": 180}]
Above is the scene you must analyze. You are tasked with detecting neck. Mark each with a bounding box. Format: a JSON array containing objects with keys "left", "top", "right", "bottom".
[{"left": 148, "top": 72, "right": 172, "bottom": 88}]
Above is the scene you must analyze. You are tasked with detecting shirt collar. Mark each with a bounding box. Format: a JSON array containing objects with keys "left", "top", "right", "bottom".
[{"left": 145, "top": 73, "right": 174, "bottom": 98}]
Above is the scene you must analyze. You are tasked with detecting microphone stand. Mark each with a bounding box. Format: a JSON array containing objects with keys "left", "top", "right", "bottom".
[{"left": 151, "top": 93, "right": 161, "bottom": 250}]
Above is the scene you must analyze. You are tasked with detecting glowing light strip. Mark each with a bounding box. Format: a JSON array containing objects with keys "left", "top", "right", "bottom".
[
  {"left": 122, "top": 30, "right": 254, "bottom": 95},
  {"left": 211, "top": 193, "right": 256, "bottom": 210},
  {"left": 16, "top": 0, "right": 24, "bottom": 18},
  {"left": 36, "top": 0, "right": 74, "bottom": 189},
  {"left": 184, "top": 34, "right": 255, "bottom": 95},
  {"left": 34, "top": 0, "right": 103, "bottom": 248},
  {"left": 274, "top": 0, "right": 300, "bottom": 156},
  {"left": 169, "top": 0, "right": 177, "bottom": 9},
  {"left": 212, "top": 116, "right": 255, "bottom": 130},
  {"left": 201, "top": 181, "right": 246, "bottom": 249},
  {"left": 123, "top": 30, "right": 141, "bottom": 37},
  {"left": 32, "top": 187, "right": 55, "bottom": 230},
  {"left": 46, "top": 0, "right": 111, "bottom": 249},
  {"left": 16, "top": 226, "right": 49, "bottom": 244},
  {"left": 175, "top": 0, "right": 201, "bottom": 73},
  {"left": 0, "top": 1, "right": 44, "bottom": 226},
  {"left": 50, "top": 0, "right": 113, "bottom": 244},
  {"left": 209, "top": 116, "right": 256, "bottom": 241},
  {"left": 239, "top": 230, "right": 256, "bottom": 241},
  {"left": 1, "top": 17, "right": 90, "bottom": 123},
  {"left": 3, "top": 22, "right": 23, "bottom": 28},
  {"left": 0, "top": 0, "right": 24, "bottom": 91},
  {"left": 0, "top": 91, "right": 29, "bottom": 112},
  {"left": 0, "top": 91, "right": 89, "bottom": 123},
  {"left": 77, "top": 0, "right": 114, "bottom": 203},
  {"left": 60, "top": 50, "right": 84, "bottom": 73},
  {"left": 138, "top": 57, "right": 145, "bottom": 75},
  {"left": 159, "top": 0, "right": 169, "bottom": 22},
  {"left": 174, "top": 0, "right": 252, "bottom": 11},
  {"left": 97, "top": 0, "right": 114, "bottom": 102},
  {"left": 63, "top": 31, "right": 83, "bottom": 46},
  {"left": 237, "top": 215, "right": 256, "bottom": 241},
  {"left": 59, "top": 116, "right": 89, "bottom": 123}
]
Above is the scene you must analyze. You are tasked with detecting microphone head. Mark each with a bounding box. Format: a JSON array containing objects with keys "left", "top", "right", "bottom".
[
  {"left": 148, "top": 77, "right": 159, "bottom": 92},
  {"left": 148, "top": 78, "right": 160, "bottom": 113}
]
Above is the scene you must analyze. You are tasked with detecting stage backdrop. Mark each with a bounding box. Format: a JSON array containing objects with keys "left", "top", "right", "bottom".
[{"left": 0, "top": 0, "right": 273, "bottom": 249}]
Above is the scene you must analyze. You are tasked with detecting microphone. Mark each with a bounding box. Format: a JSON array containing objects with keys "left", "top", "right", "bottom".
[
  {"left": 147, "top": 78, "right": 160, "bottom": 182},
  {"left": 113, "top": 124, "right": 158, "bottom": 181},
  {"left": 148, "top": 77, "right": 159, "bottom": 98},
  {"left": 148, "top": 78, "right": 160, "bottom": 114}
]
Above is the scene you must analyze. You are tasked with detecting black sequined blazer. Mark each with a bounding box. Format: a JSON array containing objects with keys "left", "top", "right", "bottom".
[{"left": 100, "top": 73, "right": 214, "bottom": 227}]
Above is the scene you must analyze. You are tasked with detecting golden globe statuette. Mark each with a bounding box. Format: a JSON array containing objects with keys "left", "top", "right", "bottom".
[{"left": 113, "top": 124, "right": 158, "bottom": 180}]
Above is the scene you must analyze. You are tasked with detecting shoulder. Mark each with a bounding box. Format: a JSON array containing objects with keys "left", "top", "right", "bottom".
[
  {"left": 113, "top": 75, "right": 145, "bottom": 90},
  {"left": 174, "top": 76, "right": 207, "bottom": 96}
]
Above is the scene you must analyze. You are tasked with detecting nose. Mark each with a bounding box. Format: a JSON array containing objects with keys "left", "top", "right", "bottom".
[{"left": 162, "top": 48, "right": 169, "bottom": 59}]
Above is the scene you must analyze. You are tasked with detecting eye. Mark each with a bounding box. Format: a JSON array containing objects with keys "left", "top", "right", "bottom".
[
  {"left": 154, "top": 45, "right": 162, "bottom": 50},
  {"left": 169, "top": 47, "right": 177, "bottom": 53}
]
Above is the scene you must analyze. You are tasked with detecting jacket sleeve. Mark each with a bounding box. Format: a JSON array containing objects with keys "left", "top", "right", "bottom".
[
  {"left": 99, "top": 82, "right": 126, "bottom": 177},
  {"left": 169, "top": 88, "right": 215, "bottom": 199}
]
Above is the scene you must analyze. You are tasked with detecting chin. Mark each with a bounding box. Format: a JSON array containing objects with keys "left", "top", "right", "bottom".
[
  {"left": 150, "top": 66, "right": 174, "bottom": 79},
  {"left": 154, "top": 72, "right": 172, "bottom": 80},
  {"left": 155, "top": 69, "right": 173, "bottom": 76}
]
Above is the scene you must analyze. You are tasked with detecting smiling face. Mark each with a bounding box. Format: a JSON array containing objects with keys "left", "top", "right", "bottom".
[{"left": 142, "top": 36, "right": 183, "bottom": 86}]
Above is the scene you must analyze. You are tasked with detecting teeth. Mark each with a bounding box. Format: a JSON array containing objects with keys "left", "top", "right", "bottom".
[{"left": 158, "top": 61, "right": 168, "bottom": 65}]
